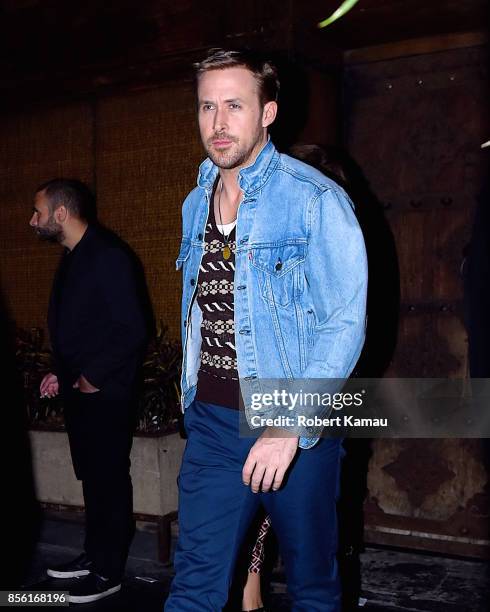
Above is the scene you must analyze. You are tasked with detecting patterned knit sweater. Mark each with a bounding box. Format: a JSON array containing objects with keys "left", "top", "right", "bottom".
[{"left": 195, "top": 202, "right": 241, "bottom": 409}]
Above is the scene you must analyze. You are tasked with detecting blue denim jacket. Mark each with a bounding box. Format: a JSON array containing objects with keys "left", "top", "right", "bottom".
[{"left": 176, "top": 140, "right": 368, "bottom": 449}]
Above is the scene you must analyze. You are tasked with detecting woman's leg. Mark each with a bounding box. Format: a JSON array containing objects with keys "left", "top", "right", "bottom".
[{"left": 242, "top": 515, "right": 271, "bottom": 610}]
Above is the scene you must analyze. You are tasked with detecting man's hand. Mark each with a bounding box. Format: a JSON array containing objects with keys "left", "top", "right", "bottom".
[
  {"left": 73, "top": 375, "right": 100, "bottom": 394},
  {"left": 242, "top": 428, "right": 299, "bottom": 493},
  {"left": 40, "top": 372, "right": 59, "bottom": 398}
]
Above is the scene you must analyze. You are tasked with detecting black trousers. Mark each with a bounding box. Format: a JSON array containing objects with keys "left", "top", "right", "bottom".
[{"left": 64, "top": 387, "right": 135, "bottom": 582}]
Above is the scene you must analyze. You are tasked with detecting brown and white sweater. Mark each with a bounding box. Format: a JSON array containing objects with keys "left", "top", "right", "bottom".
[{"left": 195, "top": 203, "right": 241, "bottom": 409}]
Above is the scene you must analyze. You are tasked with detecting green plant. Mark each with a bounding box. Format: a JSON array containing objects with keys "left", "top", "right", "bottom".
[{"left": 136, "top": 323, "right": 182, "bottom": 434}]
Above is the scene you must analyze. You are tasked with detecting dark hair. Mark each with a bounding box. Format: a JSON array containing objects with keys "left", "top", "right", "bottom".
[
  {"left": 35, "top": 178, "right": 96, "bottom": 221},
  {"left": 289, "top": 144, "right": 349, "bottom": 187},
  {"left": 194, "top": 48, "right": 280, "bottom": 106}
]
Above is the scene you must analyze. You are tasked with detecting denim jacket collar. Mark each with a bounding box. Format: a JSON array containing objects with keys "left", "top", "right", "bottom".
[{"left": 197, "top": 139, "right": 279, "bottom": 196}]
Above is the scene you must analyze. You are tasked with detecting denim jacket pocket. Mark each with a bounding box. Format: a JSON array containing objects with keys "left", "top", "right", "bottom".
[
  {"left": 176, "top": 239, "right": 191, "bottom": 271},
  {"left": 250, "top": 243, "right": 306, "bottom": 307}
]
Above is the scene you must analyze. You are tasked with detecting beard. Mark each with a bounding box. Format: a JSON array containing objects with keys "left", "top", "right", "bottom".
[
  {"left": 35, "top": 218, "right": 64, "bottom": 243},
  {"left": 204, "top": 127, "right": 263, "bottom": 170}
]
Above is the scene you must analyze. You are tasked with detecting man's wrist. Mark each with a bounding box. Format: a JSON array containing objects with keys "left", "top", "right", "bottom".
[{"left": 263, "top": 426, "right": 299, "bottom": 441}]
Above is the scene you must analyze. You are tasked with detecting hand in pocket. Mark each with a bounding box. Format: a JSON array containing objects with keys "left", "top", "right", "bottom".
[{"left": 73, "top": 375, "right": 100, "bottom": 394}]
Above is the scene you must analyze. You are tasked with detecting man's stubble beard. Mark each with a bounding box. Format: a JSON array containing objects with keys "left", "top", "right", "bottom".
[
  {"left": 205, "top": 125, "right": 264, "bottom": 170},
  {"left": 35, "top": 217, "right": 64, "bottom": 244},
  {"left": 207, "top": 145, "right": 248, "bottom": 170}
]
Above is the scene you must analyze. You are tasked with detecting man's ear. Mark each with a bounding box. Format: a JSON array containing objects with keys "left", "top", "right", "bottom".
[
  {"left": 54, "top": 205, "right": 68, "bottom": 223},
  {"left": 262, "top": 101, "right": 278, "bottom": 129}
]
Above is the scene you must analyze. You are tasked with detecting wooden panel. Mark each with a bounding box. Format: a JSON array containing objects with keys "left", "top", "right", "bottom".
[
  {"left": 388, "top": 209, "right": 471, "bottom": 305},
  {"left": 365, "top": 439, "right": 490, "bottom": 557},
  {"left": 95, "top": 83, "right": 203, "bottom": 339},
  {"left": 344, "top": 45, "right": 489, "bottom": 556},
  {"left": 345, "top": 47, "right": 488, "bottom": 211},
  {"left": 0, "top": 103, "right": 94, "bottom": 332},
  {"left": 345, "top": 31, "right": 488, "bottom": 64},
  {"left": 386, "top": 312, "right": 468, "bottom": 378}
]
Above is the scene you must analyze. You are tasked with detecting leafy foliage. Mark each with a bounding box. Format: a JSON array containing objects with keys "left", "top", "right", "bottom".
[{"left": 136, "top": 324, "right": 182, "bottom": 434}]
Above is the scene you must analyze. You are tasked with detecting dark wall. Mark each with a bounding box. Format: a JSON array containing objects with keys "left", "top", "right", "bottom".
[
  {"left": 344, "top": 44, "right": 490, "bottom": 557},
  {"left": 0, "top": 82, "right": 203, "bottom": 340},
  {"left": 345, "top": 44, "right": 489, "bottom": 378}
]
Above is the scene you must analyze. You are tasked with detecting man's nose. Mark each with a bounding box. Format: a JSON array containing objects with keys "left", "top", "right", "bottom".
[
  {"left": 213, "top": 106, "right": 228, "bottom": 132},
  {"left": 29, "top": 213, "right": 37, "bottom": 227}
]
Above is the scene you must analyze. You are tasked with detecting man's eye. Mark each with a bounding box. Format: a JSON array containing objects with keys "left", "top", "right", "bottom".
[
  {"left": 229, "top": 103, "right": 241, "bottom": 110},
  {"left": 202, "top": 104, "right": 214, "bottom": 111}
]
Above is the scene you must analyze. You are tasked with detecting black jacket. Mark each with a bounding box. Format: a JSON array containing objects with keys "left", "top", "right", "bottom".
[{"left": 48, "top": 224, "right": 149, "bottom": 395}]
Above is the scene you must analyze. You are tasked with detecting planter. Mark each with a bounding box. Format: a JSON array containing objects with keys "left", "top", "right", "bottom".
[{"left": 29, "top": 429, "right": 186, "bottom": 562}]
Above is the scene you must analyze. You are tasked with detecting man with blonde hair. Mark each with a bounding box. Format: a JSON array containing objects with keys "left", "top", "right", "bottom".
[{"left": 166, "top": 49, "right": 367, "bottom": 611}]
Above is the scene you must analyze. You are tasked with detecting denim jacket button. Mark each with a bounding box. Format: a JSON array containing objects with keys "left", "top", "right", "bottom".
[
  {"left": 190, "top": 278, "right": 196, "bottom": 286},
  {"left": 198, "top": 233, "right": 203, "bottom": 240},
  {"left": 275, "top": 261, "right": 283, "bottom": 271}
]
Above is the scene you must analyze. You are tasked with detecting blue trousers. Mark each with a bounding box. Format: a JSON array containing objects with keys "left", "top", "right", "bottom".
[{"left": 164, "top": 401, "right": 344, "bottom": 612}]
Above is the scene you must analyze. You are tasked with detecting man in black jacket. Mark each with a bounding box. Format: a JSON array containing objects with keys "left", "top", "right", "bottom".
[{"left": 30, "top": 179, "right": 149, "bottom": 604}]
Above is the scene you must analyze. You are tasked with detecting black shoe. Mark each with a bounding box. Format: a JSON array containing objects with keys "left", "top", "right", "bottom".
[
  {"left": 68, "top": 573, "right": 121, "bottom": 604},
  {"left": 47, "top": 552, "right": 93, "bottom": 579}
]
